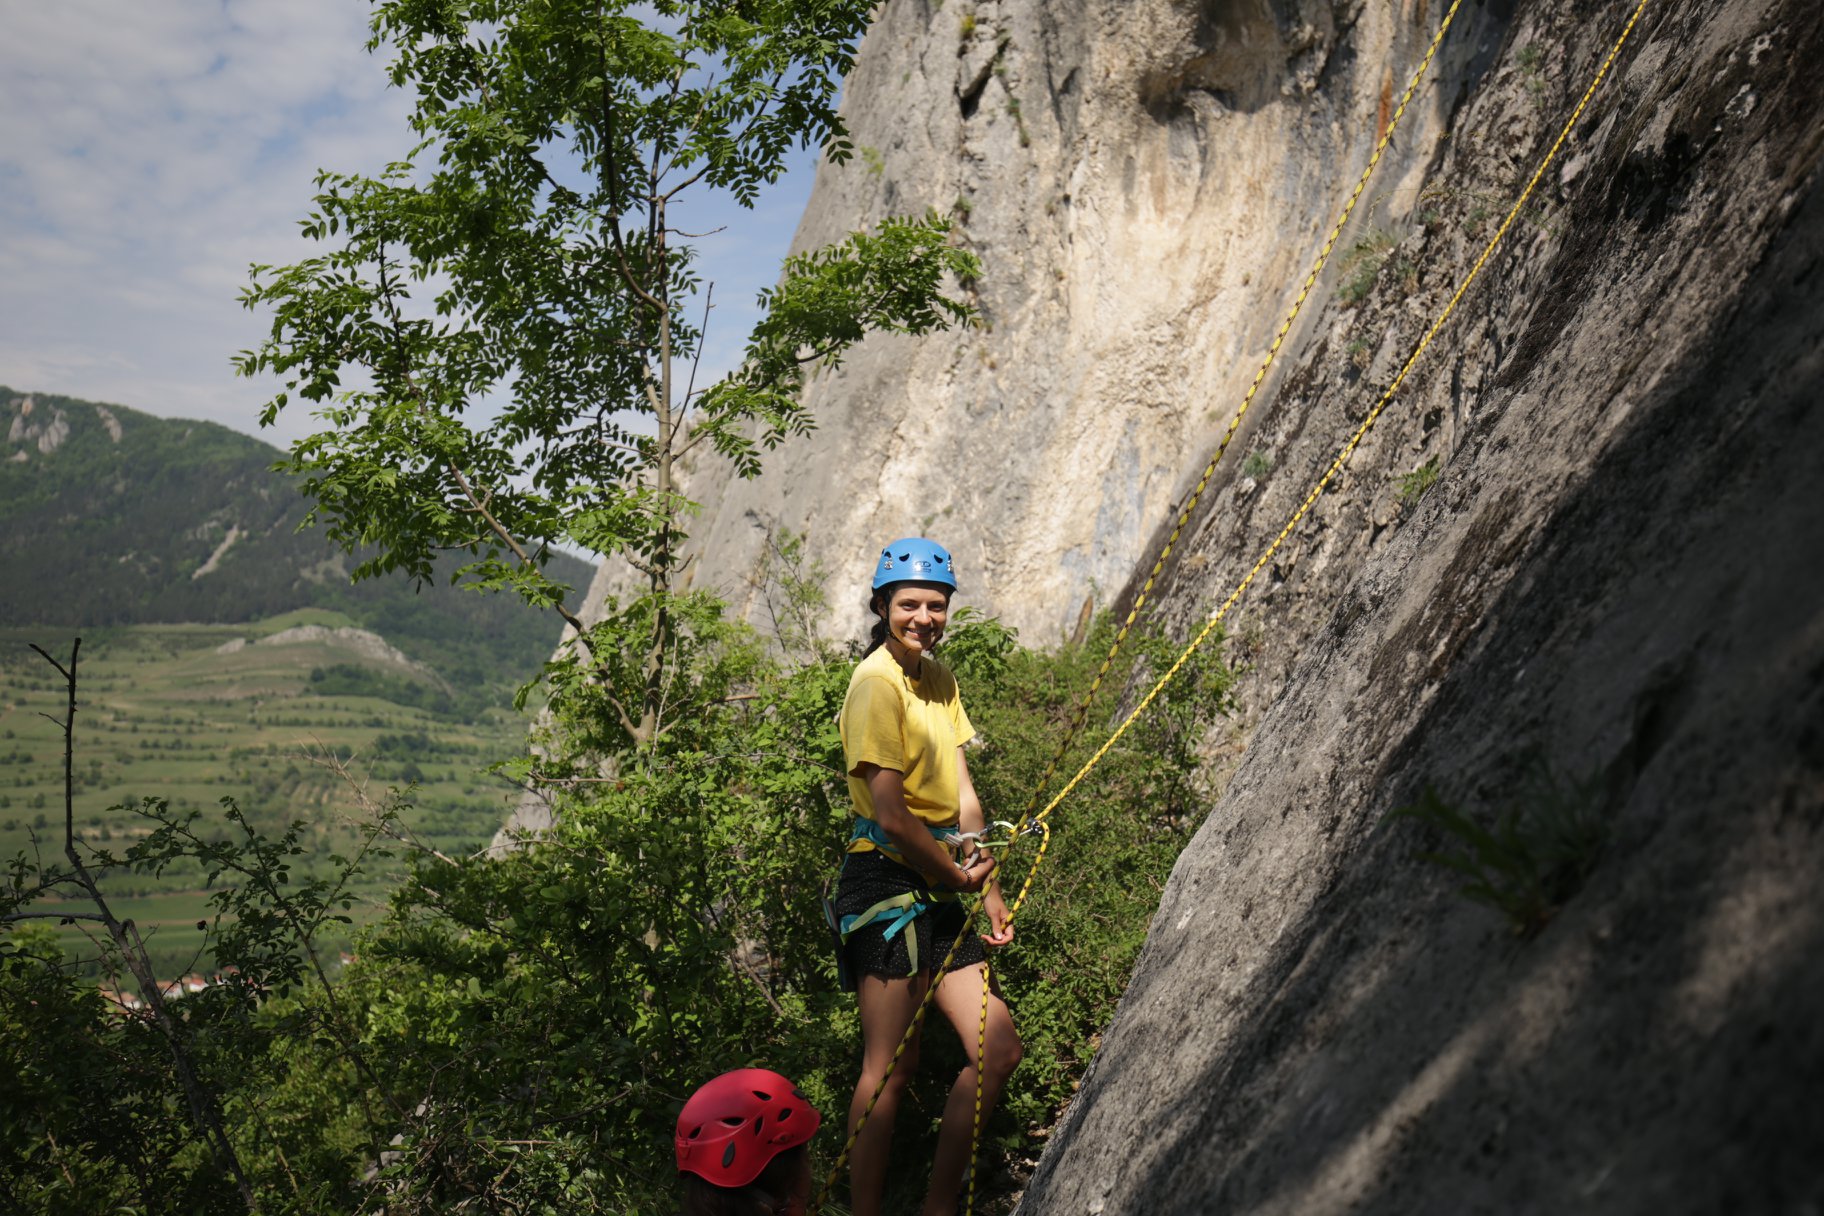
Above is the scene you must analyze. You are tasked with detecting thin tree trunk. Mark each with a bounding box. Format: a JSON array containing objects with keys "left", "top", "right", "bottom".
[{"left": 31, "top": 641, "right": 261, "bottom": 1214}]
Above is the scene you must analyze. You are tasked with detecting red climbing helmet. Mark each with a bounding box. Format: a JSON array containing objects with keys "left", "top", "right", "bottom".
[{"left": 675, "top": 1068, "right": 822, "bottom": 1188}]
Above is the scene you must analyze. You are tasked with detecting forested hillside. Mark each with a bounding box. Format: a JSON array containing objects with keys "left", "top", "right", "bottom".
[{"left": 2, "top": 387, "right": 590, "bottom": 699}]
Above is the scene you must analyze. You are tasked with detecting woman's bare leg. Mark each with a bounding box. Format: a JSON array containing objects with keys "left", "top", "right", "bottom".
[
  {"left": 921, "top": 963, "right": 1022, "bottom": 1216},
  {"left": 849, "top": 971, "right": 928, "bottom": 1216}
]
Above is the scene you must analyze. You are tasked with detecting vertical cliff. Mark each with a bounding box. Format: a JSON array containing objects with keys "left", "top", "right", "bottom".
[
  {"left": 1011, "top": 0, "right": 1824, "bottom": 1209},
  {"left": 618, "top": 0, "right": 1516, "bottom": 642}
]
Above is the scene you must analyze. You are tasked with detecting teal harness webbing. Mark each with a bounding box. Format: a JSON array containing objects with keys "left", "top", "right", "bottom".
[
  {"left": 847, "top": 816, "right": 962, "bottom": 858},
  {"left": 832, "top": 819, "right": 962, "bottom": 977}
]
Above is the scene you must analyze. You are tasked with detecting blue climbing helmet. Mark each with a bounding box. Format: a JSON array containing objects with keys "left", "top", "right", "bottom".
[{"left": 870, "top": 537, "right": 958, "bottom": 592}]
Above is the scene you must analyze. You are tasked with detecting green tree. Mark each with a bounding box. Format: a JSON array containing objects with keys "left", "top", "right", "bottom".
[{"left": 237, "top": 0, "right": 977, "bottom": 744}]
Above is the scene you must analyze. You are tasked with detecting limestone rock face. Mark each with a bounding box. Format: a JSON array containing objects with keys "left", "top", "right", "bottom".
[
  {"left": 591, "top": 0, "right": 1514, "bottom": 644},
  {"left": 218, "top": 624, "right": 432, "bottom": 679},
  {"left": 1014, "top": 0, "right": 1824, "bottom": 1210},
  {"left": 7, "top": 395, "right": 72, "bottom": 457}
]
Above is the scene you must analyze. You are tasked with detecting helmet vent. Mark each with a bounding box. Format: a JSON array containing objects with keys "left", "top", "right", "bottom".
[
  {"left": 752, "top": 1090, "right": 773, "bottom": 1101},
  {"left": 722, "top": 1143, "right": 738, "bottom": 1169}
]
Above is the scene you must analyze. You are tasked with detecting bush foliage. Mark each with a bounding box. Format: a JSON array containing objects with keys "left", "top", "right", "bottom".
[{"left": 2, "top": 589, "right": 1239, "bottom": 1214}]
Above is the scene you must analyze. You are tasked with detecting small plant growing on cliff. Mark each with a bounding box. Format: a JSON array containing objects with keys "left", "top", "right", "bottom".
[
  {"left": 1395, "top": 456, "right": 1441, "bottom": 506},
  {"left": 1336, "top": 227, "right": 1399, "bottom": 305},
  {"left": 859, "top": 143, "right": 886, "bottom": 177},
  {"left": 1241, "top": 450, "right": 1273, "bottom": 479},
  {"left": 996, "top": 64, "right": 1032, "bottom": 147},
  {"left": 959, "top": 12, "right": 976, "bottom": 39},
  {"left": 1386, "top": 760, "right": 1610, "bottom": 937},
  {"left": 1345, "top": 336, "right": 1374, "bottom": 370}
]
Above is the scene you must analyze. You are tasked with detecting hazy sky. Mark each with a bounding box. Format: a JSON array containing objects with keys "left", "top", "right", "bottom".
[{"left": 0, "top": 1, "right": 817, "bottom": 449}]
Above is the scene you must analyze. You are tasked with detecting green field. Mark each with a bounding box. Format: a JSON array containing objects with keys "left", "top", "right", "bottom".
[{"left": 1, "top": 615, "right": 539, "bottom": 977}]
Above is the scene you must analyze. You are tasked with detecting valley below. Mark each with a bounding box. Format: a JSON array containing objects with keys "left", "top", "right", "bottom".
[{"left": 1, "top": 611, "right": 538, "bottom": 979}]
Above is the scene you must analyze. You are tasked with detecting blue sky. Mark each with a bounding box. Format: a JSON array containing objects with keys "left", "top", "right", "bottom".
[{"left": 0, "top": 0, "right": 818, "bottom": 449}]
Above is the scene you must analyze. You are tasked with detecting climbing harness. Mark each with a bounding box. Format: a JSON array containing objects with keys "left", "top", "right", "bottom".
[
  {"left": 844, "top": 816, "right": 1030, "bottom": 859},
  {"left": 813, "top": 0, "right": 1657, "bottom": 1207},
  {"left": 827, "top": 820, "right": 1039, "bottom": 982},
  {"left": 834, "top": 887, "right": 957, "bottom": 977}
]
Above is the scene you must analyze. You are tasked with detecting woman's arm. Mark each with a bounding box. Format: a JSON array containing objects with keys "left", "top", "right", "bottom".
[
  {"left": 957, "top": 748, "right": 1014, "bottom": 946},
  {"left": 862, "top": 763, "right": 994, "bottom": 893},
  {"left": 956, "top": 745, "right": 986, "bottom": 839}
]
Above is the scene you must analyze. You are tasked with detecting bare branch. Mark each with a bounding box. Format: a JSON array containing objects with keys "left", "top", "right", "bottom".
[
  {"left": 299, "top": 740, "right": 461, "bottom": 867},
  {"left": 1, "top": 910, "right": 108, "bottom": 923},
  {"left": 678, "top": 281, "right": 714, "bottom": 433},
  {"left": 28, "top": 639, "right": 260, "bottom": 1212}
]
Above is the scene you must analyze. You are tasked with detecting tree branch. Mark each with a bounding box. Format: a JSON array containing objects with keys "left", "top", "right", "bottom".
[
  {"left": 678, "top": 281, "right": 713, "bottom": 433},
  {"left": 0, "top": 910, "right": 108, "bottom": 923},
  {"left": 30, "top": 640, "right": 261, "bottom": 1213}
]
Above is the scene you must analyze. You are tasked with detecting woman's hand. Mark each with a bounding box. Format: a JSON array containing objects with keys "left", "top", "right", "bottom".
[
  {"left": 980, "top": 884, "right": 1015, "bottom": 948},
  {"left": 949, "top": 848, "right": 997, "bottom": 894}
]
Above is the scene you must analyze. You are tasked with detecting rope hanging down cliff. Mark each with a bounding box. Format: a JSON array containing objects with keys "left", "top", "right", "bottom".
[
  {"left": 817, "top": 7, "right": 1472, "bottom": 1200},
  {"left": 813, "top": 0, "right": 1657, "bottom": 1208}
]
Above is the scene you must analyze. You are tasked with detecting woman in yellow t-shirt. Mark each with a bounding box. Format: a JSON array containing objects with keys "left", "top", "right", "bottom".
[{"left": 828, "top": 537, "right": 1021, "bottom": 1216}]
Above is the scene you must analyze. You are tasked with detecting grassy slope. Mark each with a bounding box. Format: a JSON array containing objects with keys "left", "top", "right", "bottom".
[{"left": 2, "top": 620, "right": 537, "bottom": 977}]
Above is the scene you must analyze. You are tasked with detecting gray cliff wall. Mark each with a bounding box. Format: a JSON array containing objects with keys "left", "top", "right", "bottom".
[
  {"left": 1016, "top": 0, "right": 1824, "bottom": 1210},
  {"left": 587, "top": 0, "right": 1515, "bottom": 644}
]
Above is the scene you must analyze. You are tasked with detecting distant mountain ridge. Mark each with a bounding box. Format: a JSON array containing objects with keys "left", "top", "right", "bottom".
[{"left": 1, "top": 386, "right": 590, "bottom": 698}]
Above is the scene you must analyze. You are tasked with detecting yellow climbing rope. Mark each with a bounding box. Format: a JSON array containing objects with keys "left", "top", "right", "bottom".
[
  {"left": 812, "top": 0, "right": 1655, "bottom": 1208},
  {"left": 813, "top": 7, "right": 1469, "bottom": 1205},
  {"left": 1000, "top": 0, "right": 1473, "bottom": 833},
  {"left": 1003, "top": 0, "right": 1655, "bottom": 912}
]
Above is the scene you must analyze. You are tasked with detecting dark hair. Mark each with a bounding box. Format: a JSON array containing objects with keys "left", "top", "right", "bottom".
[
  {"left": 862, "top": 591, "right": 891, "bottom": 658},
  {"left": 680, "top": 1144, "right": 809, "bottom": 1216}
]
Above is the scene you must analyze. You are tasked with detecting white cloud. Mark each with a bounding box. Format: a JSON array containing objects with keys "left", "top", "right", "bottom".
[{"left": 0, "top": 1, "right": 816, "bottom": 450}]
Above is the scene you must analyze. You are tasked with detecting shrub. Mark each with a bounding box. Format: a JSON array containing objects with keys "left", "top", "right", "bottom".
[
  {"left": 1336, "top": 227, "right": 1400, "bottom": 305},
  {"left": 1395, "top": 456, "right": 1441, "bottom": 506}
]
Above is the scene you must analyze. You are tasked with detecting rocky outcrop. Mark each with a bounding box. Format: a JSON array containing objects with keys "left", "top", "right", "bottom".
[
  {"left": 217, "top": 624, "right": 432, "bottom": 680},
  {"left": 94, "top": 404, "right": 123, "bottom": 443},
  {"left": 1012, "top": 0, "right": 1824, "bottom": 1210},
  {"left": 7, "top": 394, "right": 71, "bottom": 457}
]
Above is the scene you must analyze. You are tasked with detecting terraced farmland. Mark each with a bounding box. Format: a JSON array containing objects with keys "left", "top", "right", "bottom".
[{"left": 0, "top": 610, "right": 537, "bottom": 978}]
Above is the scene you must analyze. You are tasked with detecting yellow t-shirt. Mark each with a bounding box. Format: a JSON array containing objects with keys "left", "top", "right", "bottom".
[{"left": 841, "top": 646, "right": 975, "bottom": 853}]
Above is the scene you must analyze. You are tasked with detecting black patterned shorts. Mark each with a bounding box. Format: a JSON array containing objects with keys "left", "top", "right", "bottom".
[{"left": 829, "top": 849, "right": 986, "bottom": 989}]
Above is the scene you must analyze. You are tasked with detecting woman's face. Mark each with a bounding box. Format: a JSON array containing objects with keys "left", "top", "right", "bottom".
[{"left": 882, "top": 583, "right": 950, "bottom": 656}]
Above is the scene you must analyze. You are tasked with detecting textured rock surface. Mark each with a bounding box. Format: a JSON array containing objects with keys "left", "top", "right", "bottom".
[
  {"left": 585, "top": 0, "right": 1515, "bottom": 644},
  {"left": 1015, "top": 0, "right": 1824, "bottom": 1209}
]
